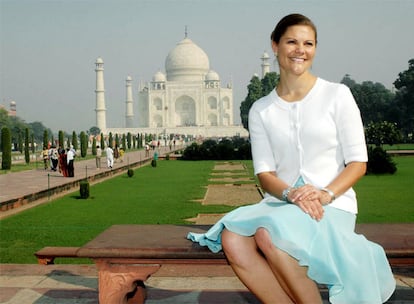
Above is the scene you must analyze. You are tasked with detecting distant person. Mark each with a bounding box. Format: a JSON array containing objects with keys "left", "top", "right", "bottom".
[
  {"left": 66, "top": 146, "right": 76, "bottom": 177},
  {"left": 145, "top": 144, "right": 150, "bottom": 157},
  {"left": 119, "top": 147, "right": 124, "bottom": 162},
  {"left": 114, "top": 145, "right": 119, "bottom": 163},
  {"left": 41, "top": 146, "right": 49, "bottom": 170},
  {"left": 96, "top": 145, "right": 102, "bottom": 169},
  {"left": 58, "top": 147, "right": 68, "bottom": 177},
  {"left": 50, "top": 145, "right": 59, "bottom": 171},
  {"left": 106, "top": 146, "right": 114, "bottom": 169}
]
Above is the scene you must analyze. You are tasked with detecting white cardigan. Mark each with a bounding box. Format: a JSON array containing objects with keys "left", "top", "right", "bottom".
[{"left": 249, "top": 78, "right": 367, "bottom": 214}]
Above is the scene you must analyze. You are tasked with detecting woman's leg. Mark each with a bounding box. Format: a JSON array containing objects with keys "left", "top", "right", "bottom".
[
  {"left": 221, "top": 229, "right": 293, "bottom": 304},
  {"left": 255, "top": 228, "right": 322, "bottom": 304}
]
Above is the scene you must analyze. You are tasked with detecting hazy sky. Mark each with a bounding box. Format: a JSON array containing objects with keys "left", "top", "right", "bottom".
[{"left": 1, "top": 0, "right": 413, "bottom": 133}]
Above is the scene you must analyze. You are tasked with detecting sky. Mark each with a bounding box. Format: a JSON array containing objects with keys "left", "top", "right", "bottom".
[{"left": 1, "top": 0, "right": 413, "bottom": 133}]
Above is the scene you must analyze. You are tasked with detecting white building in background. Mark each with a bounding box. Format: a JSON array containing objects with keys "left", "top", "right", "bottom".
[
  {"left": 95, "top": 35, "right": 248, "bottom": 138},
  {"left": 125, "top": 76, "right": 134, "bottom": 128},
  {"left": 95, "top": 57, "right": 106, "bottom": 133}
]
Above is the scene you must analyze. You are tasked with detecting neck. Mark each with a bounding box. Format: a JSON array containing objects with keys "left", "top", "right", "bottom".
[{"left": 276, "top": 72, "right": 317, "bottom": 102}]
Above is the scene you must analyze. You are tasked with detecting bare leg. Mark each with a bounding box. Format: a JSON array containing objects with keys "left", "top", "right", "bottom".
[
  {"left": 255, "top": 228, "right": 322, "bottom": 304},
  {"left": 221, "top": 229, "right": 293, "bottom": 304}
]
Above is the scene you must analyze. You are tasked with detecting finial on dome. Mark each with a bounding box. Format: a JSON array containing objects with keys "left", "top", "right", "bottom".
[{"left": 185, "top": 25, "right": 188, "bottom": 38}]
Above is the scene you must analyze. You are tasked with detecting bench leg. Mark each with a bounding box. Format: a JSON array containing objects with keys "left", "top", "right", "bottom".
[
  {"left": 36, "top": 256, "right": 55, "bottom": 265},
  {"left": 95, "top": 261, "right": 161, "bottom": 304}
]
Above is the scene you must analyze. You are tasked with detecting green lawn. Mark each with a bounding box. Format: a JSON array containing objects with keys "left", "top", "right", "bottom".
[
  {"left": 355, "top": 156, "right": 414, "bottom": 223},
  {"left": 0, "top": 157, "right": 413, "bottom": 264},
  {"left": 0, "top": 160, "right": 235, "bottom": 263}
]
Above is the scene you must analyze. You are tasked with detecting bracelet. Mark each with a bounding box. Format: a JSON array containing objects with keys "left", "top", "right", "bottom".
[
  {"left": 320, "top": 187, "right": 336, "bottom": 203},
  {"left": 282, "top": 187, "right": 293, "bottom": 202}
]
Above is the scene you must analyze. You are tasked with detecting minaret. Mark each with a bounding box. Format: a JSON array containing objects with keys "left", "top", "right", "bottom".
[
  {"left": 95, "top": 57, "right": 107, "bottom": 133},
  {"left": 261, "top": 51, "right": 270, "bottom": 78},
  {"left": 125, "top": 76, "right": 134, "bottom": 128}
]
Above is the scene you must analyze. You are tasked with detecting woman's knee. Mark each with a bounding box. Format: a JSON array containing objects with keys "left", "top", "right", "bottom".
[
  {"left": 254, "top": 227, "right": 274, "bottom": 254},
  {"left": 221, "top": 229, "right": 255, "bottom": 266}
]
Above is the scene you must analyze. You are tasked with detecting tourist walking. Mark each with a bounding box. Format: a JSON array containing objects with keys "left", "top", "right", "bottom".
[
  {"left": 49, "top": 145, "right": 59, "bottom": 171},
  {"left": 41, "top": 146, "right": 49, "bottom": 170},
  {"left": 188, "top": 13, "right": 395, "bottom": 303},
  {"left": 96, "top": 145, "right": 102, "bottom": 169},
  {"left": 106, "top": 146, "right": 114, "bottom": 169},
  {"left": 58, "top": 147, "right": 68, "bottom": 177},
  {"left": 66, "top": 146, "right": 76, "bottom": 177}
]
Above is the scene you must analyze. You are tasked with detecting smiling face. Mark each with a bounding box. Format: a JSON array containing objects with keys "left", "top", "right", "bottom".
[{"left": 272, "top": 25, "right": 316, "bottom": 76}]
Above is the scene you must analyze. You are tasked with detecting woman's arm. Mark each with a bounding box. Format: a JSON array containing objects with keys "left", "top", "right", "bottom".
[
  {"left": 257, "top": 171, "right": 325, "bottom": 221},
  {"left": 316, "top": 161, "right": 367, "bottom": 204}
]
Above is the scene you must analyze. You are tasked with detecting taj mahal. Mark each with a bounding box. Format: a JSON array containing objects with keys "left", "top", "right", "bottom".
[{"left": 95, "top": 34, "right": 271, "bottom": 139}]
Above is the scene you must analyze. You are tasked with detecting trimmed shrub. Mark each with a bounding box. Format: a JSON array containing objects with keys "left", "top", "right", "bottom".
[
  {"left": 24, "top": 128, "right": 30, "bottom": 164},
  {"left": 367, "top": 146, "right": 397, "bottom": 174},
  {"left": 127, "top": 168, "right": 134, "bottom": 177},
  {"left": 1, "top": 127, "right": 12, "bottom": 170},
  {"left": 79, "top": 181, "right": 90, "bottom": 199},
  {"left": 165, "top": 154, "right": 170, "bottom": 160}
]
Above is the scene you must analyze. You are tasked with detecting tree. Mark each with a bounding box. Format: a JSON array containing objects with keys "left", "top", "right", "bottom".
[
  {"left": 100, "top": 132, "right": 105, "bottom": 149},
  {"left": 365, "top": 121, "right": 399, "bottom": 175},
  {"left": 393, "top": 58, "right": 414, "bottom": 141},
  {"left": 43, "top": 130, "right": 48, "bottom": 148},
  {"left": 24, "top": 128, "right": 30, "bottom": 164},
  {"left": 28, "top": 121, "right": 51, "bottom": 144},
  {"left": 58, "top": 130, "right": 64, "bottom": 148},
  {"left": 240, "top": 73, "right": 279, "bottom": 130},
  {"left": 17, "top": 132, "right": 23, "bottom": 153},
  {"left": 72, "top": 131, "right": 78, "bottom": 150},
  {"left": 80, "top": 131, "right": 87, "bottom": 157},
  {"left": 122, "top": 134, "right": 126, "bottom": 150},
  {"left": 0, "top": 108, "right": 11, "bottom": 131},
  {"left": 261, "top": 72, "right": 279, "bottom": 96},
  {"left": 240, "top": 75, "right": 263, "bottom": 130},
  {"left": 346, "top": 80, "right": 394, "bottom": 125},
  {"left": 127, "top": 132, "right": 132, "bottom": 149},
  {"left": 340, "top": 74, "right": 357, "bottom": 88},
  {"left": 92, "top": 137, "right": 97, "bottom": 156},
  {"left": 31, "top": 133, "right": 35, "bottom": 153},
  {"left": 89, "top": 126, "right": 100, "bottom": 136},
  {"left": 1, "top": 127, "right": 12, "bottom": 170},
  {"left": 365, "top": 121, "right": 401, "bottom": 147}
]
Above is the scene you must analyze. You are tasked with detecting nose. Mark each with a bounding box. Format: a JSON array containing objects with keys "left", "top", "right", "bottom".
[{"left": 295, "top": 44, "right": 304, "bottom": 53}]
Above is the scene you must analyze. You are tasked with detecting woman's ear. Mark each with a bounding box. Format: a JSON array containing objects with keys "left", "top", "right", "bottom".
[{"left": 271, "top": 41, "right": 278, "bottom": 56}]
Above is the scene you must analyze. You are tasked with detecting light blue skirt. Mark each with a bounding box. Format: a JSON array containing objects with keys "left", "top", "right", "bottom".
[{"left": 187, "top": 193, "right": 396, "bottom": 303}]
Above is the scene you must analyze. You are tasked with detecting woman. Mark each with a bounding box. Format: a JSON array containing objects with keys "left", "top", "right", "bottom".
[{"left": 188, "top": 14, "right": 395, "bottom": 303}]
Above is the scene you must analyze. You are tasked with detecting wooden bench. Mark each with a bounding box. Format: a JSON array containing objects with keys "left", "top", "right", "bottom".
[{"left": 35, "top": 224, "right": 414, "bottom": 303}]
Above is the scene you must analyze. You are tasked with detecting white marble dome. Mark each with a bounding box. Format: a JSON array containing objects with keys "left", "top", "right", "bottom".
[
  {"left": 96, "top": 57, "right": 104, "bottom": 64},
  {"left": 205, "top": 70, "right": 220, "bottom": 81},
  {"left": 152, "top": 71, "right": 166, "bottom": 82},
  {"left": 165, "top": 38, "right": 210, "bottom": 81}
]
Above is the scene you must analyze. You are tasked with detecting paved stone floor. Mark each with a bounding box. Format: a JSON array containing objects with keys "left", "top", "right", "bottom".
[{"left": 0, "top": 264, "right": 413, "bottom": 303}]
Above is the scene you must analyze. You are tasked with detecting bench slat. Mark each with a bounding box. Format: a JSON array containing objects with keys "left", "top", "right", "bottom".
[{"left": 34, "top": 246, "right": 80, "bottom": 265}]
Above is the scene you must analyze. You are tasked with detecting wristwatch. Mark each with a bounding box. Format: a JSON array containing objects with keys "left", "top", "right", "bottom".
[
  {"left": 282, "top": 187, "right": 293, "bottom": 202},
  {"left": 321, "top": 187, "right": 336, "bottom": 203}
]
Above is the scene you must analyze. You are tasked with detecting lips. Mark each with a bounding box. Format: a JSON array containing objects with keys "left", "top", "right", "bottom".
[{"left": 291, "top": 57, "right": 305, "bottom": 62}]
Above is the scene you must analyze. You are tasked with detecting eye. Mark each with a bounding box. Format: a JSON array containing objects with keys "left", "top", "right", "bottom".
[{"left": 305, "top": 41, "right": 314, "bottom": 46}]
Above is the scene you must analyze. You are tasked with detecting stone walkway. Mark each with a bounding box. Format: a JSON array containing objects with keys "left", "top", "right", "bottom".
[{"left": 0, "top": 158, "right": 413, "bottom": 303}]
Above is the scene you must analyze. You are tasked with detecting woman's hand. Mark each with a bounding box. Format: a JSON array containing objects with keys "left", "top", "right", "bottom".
[{"left": 289, "top": 184, "right": 325, "bottom": 221}]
